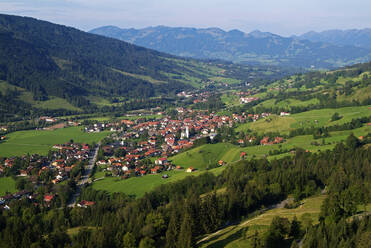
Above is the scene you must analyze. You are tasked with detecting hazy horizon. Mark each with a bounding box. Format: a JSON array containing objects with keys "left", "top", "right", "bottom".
[{"left": 0, "top": 0, "right": 371, "bottom": 36}]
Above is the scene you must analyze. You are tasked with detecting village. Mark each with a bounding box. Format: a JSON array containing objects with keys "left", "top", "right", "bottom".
[
  {"left": 0, "top": 101, "right": 288, "bottom": 209},
  {"left": 92, "top": 107, "right": 286, "bottom": 180}
]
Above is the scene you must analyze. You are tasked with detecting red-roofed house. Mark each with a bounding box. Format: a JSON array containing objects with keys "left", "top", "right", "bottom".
[
  {"left": 240, "top": 152, "right": 247, "bottom": 159},
  {"left": 260, "top": 137, "right": 270, "bottom": 145},
  {"left": 44, "top": 194, "right": 54, "bottom": 203}
]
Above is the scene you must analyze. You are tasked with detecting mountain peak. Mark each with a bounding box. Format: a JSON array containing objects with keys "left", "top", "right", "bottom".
[{"left": 248, "top": 30, "right": 277, "bottom": 38}]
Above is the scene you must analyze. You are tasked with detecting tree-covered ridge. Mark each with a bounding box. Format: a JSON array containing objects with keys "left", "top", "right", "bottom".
[
  {"left": 0, "top": 14, "right": 187, "bottom": 100},
  {"left": 0, "top": 13, "right": 294, "bottom": 120}
]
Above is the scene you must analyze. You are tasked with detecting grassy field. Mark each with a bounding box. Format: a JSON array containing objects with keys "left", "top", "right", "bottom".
[
  {"left": 221, "top": 93, "right": 240, "bottom": 107},
  {"left": 236, "top": 115, "right": 296, "bottom": 134},
  {"left": 256, "top": 98, "right": 319, "bottom": 109},
  {"left": 237, "top": 105, "right": 371, "bottom": 134},
  {"left": 291, "top": 105, "right": 371, "bottom": 129},
  {"left": 198, "top": 194, "right": 327, "bottom": 248},
  {"left": 113, "top": 68, "right": 165, "bottom": 84},
  {"left": 170, "top": 143, "right": 238, "bottom": 170},
  {"left": 0, "top": 127, "right": 109, "bottom": 157},
  {"left": 92, "top": 166, "right": 226, "bottom": 198},
  {"left": 0, "top": 177, "right": 17, "bottom": 196},
  {"left": 210, "top": 77, "right": 241, "bottom": 85}
]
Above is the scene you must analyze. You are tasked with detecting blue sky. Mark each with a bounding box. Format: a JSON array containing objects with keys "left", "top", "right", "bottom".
[{"left": 0, "top": 0, "right": 370, "bottom": 36}]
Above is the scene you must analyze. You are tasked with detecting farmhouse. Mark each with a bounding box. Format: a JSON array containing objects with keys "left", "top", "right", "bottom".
[
  {"left": 44, "top": 194, "right": 54, "bottom": 203},
  {"left": 155, "top": 157, "right": 168, "bottom": 165},
  {"left": 280, "top": 112, "right": 290, "bottom": 116}
]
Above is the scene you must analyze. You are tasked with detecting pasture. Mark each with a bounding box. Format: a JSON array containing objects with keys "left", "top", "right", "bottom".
[
  {"left": 256, "top": 98, "right": 319, "bottom": 110},
  {"left": 236, "top": 105, "right": 371, "bottom": 134},
  {"left": 0, "top": 127, "right": 109, "bottom": 157},
  {"left": 0, "top": 177, "right": 17, "bottom": 196},
  {"left": 92, "top": 166, "right": 225, "bottom": 198},
  {"left": 170, "top": 143, "right": 237, "bottom": 169}
]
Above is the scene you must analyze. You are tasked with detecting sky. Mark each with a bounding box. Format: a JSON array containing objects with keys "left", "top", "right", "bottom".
[{"left": 0, "top": 0, "right": 370, "bottom": 36}]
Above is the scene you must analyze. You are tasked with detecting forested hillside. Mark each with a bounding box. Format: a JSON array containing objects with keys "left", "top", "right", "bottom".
[{"left": 0, "top": 14, "right": 293, "bottom": 122}]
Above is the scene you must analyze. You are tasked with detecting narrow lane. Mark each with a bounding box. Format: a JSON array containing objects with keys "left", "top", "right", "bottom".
[{"left": 67, "top": 142, "right": 100, "bottom": 207}]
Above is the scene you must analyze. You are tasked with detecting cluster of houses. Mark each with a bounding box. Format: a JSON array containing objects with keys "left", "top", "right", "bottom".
[
  {"left": 176, "top": 91, "right": 212, "bottom": 104},
  {"left": 260, "top": 136, "right": 285, "bottom": 145},
  {"left": 237, "top": 135, "right": 285, "bottom": 146},
  {"left": 97, "top": 156, "right": 182, "bottom": 178},
  {"left": 0, "top": 142, "right": 93, "bottom": 208},
  {"left": 89, "top": 106, "right": 289, "bottom": 180},
  {"left": 94, "top": 110, "right": 247, "bottom": 178},
  {"left": 49, "top": 143, "right": 92, "bottom": 183},
  {"left": 0, "top": 190, "right": 32, "bottom": 209},
  {"left": 84, "top": 122, "right": 124, "bottom": 133},
  {"left": 240, "top": 97, "right": 260, "bottom": 104}
]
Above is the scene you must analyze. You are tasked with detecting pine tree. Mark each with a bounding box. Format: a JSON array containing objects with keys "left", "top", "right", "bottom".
[
  {"left": 290, "top": 216, "right": 301, "bottom": 240},
  {"left": 122, "top": 232, "right": 136, "bottom": 248},
  {"left": 177, "top": 211, "right": 193, "bottom": 248},
  {"left": 165, "top": 209, "right": 178, "bottom": 248}
]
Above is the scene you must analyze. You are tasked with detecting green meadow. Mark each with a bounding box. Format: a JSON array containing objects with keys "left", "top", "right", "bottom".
[
  {"left": 221, "top": 93, "right": 240, "bottom": 107},
  {"left": 170, "top": 143, "right": 238, "bottom": 169},
  {"left": 236, "top": 105, "right": 371, "bottom": 134},
  {"left": 92, "top": 166, "right": 225, "bottom": 198},
  {"left": 0, "top": 127, "right": 109, "bottom": 157},
  {"left": 0, "top": 177, "right": 17, "bottom": 196},
  {"left": 256, "top": 97, "right": 320, "bottom": 109},
  {"left": 210, "top": 77, "right": 241, "bottom": 85}
]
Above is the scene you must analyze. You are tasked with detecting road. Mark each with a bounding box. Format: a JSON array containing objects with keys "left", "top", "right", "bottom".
[{"left": 67, "top": 143, "right": 100, "bottom": 207}]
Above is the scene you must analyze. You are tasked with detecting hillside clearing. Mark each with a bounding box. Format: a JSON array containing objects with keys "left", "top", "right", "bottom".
[{"left": 198, "top": 194, "right": 327, "bottom": 248}]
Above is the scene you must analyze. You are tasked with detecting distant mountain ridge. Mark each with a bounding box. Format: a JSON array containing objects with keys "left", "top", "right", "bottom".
[
  {"left": 90, "top": 25, "right": 371, "bottom": 69},
  {"left": 296, "top": 28, "right": 371, "bottom": 49}
]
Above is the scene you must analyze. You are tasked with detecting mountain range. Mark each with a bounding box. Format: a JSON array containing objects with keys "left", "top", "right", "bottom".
[
  {"left": 295, "top": 28, "right": 371, "bottom": 49},
  {"left": 90, "top": 26, "right": 371, "bottom": 69}
]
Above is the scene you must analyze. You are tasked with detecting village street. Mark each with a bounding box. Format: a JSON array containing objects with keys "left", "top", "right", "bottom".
[{"left": 67, "top": 142, "right": 100, "bottom": 207}]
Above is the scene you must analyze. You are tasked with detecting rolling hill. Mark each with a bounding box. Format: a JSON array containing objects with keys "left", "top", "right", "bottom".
[{"left": 90, "top": 25, "right": 371, "bottom": 69}]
